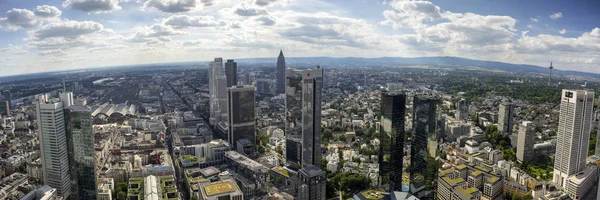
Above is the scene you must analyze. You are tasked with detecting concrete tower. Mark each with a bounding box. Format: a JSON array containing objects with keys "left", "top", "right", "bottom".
[{"left": 548, "top": 62, "right": 554, "bottom": 86}]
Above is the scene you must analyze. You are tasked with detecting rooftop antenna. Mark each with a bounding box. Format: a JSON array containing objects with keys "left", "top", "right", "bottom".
[
  {"left": 548, "top": 62, "right": 553, "bottom": 86},
  {"left": 62, "top": 79, "right": 66, "bottom": 92}
]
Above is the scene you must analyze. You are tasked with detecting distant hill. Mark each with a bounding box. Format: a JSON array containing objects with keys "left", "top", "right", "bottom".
[{"left": 235, "top": 56, "right": 600, "bottom": 78}]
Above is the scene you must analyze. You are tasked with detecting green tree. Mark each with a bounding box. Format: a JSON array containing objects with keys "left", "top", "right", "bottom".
[
  {"left": 339, "top": 134, "right": 347, "bottom": 142},
  {"left": 117, "top": 191, "right": 127, "bottom": 200},
  {"left": 323, "top": 129, "right": 334, "bottom": 140}
]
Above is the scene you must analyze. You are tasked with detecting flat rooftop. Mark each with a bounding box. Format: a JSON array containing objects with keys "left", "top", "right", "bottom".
[
  {"left": 567, "top": 165, "right": 597, "bottom": 185},
  {"left": 203, "top": 181, "right": 237, "bottom": 196}
]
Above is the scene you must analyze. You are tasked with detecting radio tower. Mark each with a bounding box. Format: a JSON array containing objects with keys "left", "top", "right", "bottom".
[{"left": 548, "top": 62, "right": 553, "bottom": 86}]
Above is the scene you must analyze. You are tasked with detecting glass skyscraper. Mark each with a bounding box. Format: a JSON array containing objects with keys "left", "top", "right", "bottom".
[
  {"left": 285, "top": 67, "right": 323, "bottom": 169},
  {"left": 65, "top": 105, "right": 97, "bottom": 200},
  {"left": 228, "top": 85, "right": 256, "bottom": 150},
  {"left": 225, "top": 59, "right": 237, "bottom": 87},
  {"left": 410, "top": 94, "right": 440, "bottom": 199},
  {"left": 378, "top": 91, "right": 407, "bottom": 193}
]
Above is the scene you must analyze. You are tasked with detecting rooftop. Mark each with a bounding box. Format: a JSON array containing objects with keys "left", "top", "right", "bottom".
[
  {"left": 272, "top": 167, "right": 291, "bottom": 177},
  {"left": 456, "top": 187, "right": 479, "bottom": 199},
  {"left": 567, "top": 165, "right": 597, "bottom": 185},
  {"left": 203, "top": 181, "right": 238, "bottom": 196},
  {"left": 487, "top": 176, "right": 500, "bottom": 183},
  {"left": 456, "top": 164, "right": 467, "bottom": 170},
  {"left": 443, "top": 177, "right": 465, "bottom": 187},
  {"left": 359, "top": 189, "right": 387, "bottom": 199}
]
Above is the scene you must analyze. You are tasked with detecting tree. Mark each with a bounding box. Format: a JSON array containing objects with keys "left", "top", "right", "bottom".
[
  {"left": 117, "top": 191, "right": 127, "bottom": 200},
  {"left": 323, "top": 129, "right": 334, "bottom": 140},
  {"left": 339, "top": 134, "right": 347, "bottom": 142}
]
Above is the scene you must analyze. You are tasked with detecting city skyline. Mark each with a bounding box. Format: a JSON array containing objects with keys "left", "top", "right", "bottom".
[{"left": 0, "top": 0, "right": 599, "bottom": 76}]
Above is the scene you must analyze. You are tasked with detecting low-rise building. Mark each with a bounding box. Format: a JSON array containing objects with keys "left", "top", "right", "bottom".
[
  {"left": 565, "top": 165, "right": 598, "bottom": 200},
  {"left": 200, "top": 179, "right": 243, "bottom": 200}
]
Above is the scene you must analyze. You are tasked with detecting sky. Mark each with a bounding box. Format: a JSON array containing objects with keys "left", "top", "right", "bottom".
[{"left": 0, "top": 0, "right": 599, "bottom": 76}]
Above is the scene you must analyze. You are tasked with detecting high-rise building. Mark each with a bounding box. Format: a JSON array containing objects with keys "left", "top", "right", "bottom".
[
  {"left": 208, "top": 58, "right": 223, "bottom": 126},
  {"left": 228, "top": 85, "right": 256, "bottom": 151},
  {"left": 455, "top": 99, "right": 468, "bottom": 121},
  {"left": 411, "top": 94, "right": 440, "bottom": 199},
  {"left": 285, "top": 67, "right": 323, "bottom": 168},
  {"left": 276, "top": 50, "right": 286, "bottom": 94},
  {"left": 498, "top": 101, "right": 514, "bottom": 134},
  {"left": 36, "top": 95, "right": 71, "bottom": 198},
  {"left": 65, "top": 105, "right": 97, "bottom": 199},
  {"left": 553, "top": 90, "right": 594, "bottom": 187},
  {"left": 0, "top": 100, "right": 9, "bottom": 116},
  {"left": 256, "top": 79, "right": 271, "bottom": 95},
  {"left": 298, "top": 165, "right": 326, "bottom": 200},
  {"left": 595, "top": 127, "right": 600, "bottom": 157},
  {"left": 225, "top": 59, "right": 238, "bottom": 87},
  {"left": 217, "top": 76, "right": 228, "bottom": 124},
  {"left": 517, "top": 121, "right": 534, "bottom": 164},
  {"left": 244, "top": 71, "right": 251, "bottom": 85},
  {"left": 59, "top": 92, "right": 74, "bottom": 107},
  {"left": 378, "top": 91, "right": 407, "bottom": 192}
]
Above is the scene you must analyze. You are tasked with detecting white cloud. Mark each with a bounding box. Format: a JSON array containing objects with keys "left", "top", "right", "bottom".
[
  {"left": 559, "top": 29, "right": 566, "bottom": 34},
  {"left": 163, "top": 15, "right": 223, "bottom": 28},
  {"left": 0, "top": 9, "right": 43, "bottom": 30},
  {"left": 33, "top": 21, "right": 104, "bottom": 39},
  {"left": 529, "top": 17, "right": 538, "bottom": 22},
  {"left": 256, "top": 15, "right": 275, "bottom": 26},
  {"left": 549, "top": 12, "right": 562, "bottom": 20},
  {"left": 380, "top": 0, "right": 442, "bottom": 29},
  {"left": 62, "top": 0, "right": 122, "bottom": 14},
  {"left": 126, "top": 24, "right": 188, "bottom": 42},
  {"left": 233, "top": 2, "right": 267, "bottom": 16},
  {"left": 39, "top": 49, "right": 68, "bottom": 56},
  {"left": 34, "top": 5, "right": 63, "bottom": 18},
  {"left": 143, "top": 0, "right": 197, "bottom": 13}
]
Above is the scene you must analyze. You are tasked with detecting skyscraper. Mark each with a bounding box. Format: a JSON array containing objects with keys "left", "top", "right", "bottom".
[
  {"left": 411, "top": 94, "right": 440, "bottom": 199},
  {"left": 517, "top": 121, "right": 534, "bottom": 164},
  {"left": 208, "top": 58, "right": 223, "bottom": 125},
  {"left": 228, "top": 85, "right": 256, "bottom": 150},
  {"left": 276, "top": 50, "right": 286, "bottom": 94},
  {"left": 298, "top": 165, "right": 326, "bottom": 200},
  {"left": 36, "top": 95, "right": 71, "bottom": 198},
  {"left": 455, "top": 98, "right": 468, "bottom": 121},
  {"left": 498, "top": 101, "right": 514, "bottom": 134},
  {"left": 553, "top": 90, "right": 594, "bottom": 187},
  {"left": 0, "top": 100, "right": 9, "bottom": 116},
  {"left": 65, "top": 105, "right": 96, "bottom": 199},
  {"left": 225, "top": 59, "right": 238, "bottom": 87},
  {"left": 59, "top": 92, "right": 74, "bottom": 107},
  {"left": 285, "top": 67, "right": 323, "bottom": 168},
  {"left": 379, "top": 91, "right": 407, "bottom": 193}
]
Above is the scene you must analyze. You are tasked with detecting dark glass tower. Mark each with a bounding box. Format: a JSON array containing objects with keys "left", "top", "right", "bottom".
[
  {"left": 227, "top": 85, "right": 256, "bottom": 150},
  {"left": 378, "top": 91, "right": 406, "bottom": 193},
  {"left": 410, "top": 94, "right": 440, "bottom": 199},
  {"left": 65, "top": 105, "right": 97, "bottom": 200},
  {"left": 285, "top": 67, "right": 323, "bottom": 169},
  {"left": 225, "top": 59, "right": 238, "bottom": 87},
  {"left": 276, "top": 50, "right": 286, "bottom": 94}
]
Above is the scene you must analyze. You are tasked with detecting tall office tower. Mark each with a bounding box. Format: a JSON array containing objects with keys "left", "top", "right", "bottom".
[
  {"left": 298, "top": 165, "right": 326, "bottom": 200},
  {"left": 208, "top": 58, "right": 223, "bottom": 125},
  {"left": 225, "top": 59, "right": 238, "bottom": 87},
  {"left": 410, "top": 94, "right": 440, "bottom": 199},
  {"left": 256, "top": 79, "right": 271, "bottom": 95},
  {"left": 276, "top": 50, "right": 286, "bottom": 94},
  {"left": 59, "top": 92, "right": 74, "bottom": 107},
  {"left": 285, "top": 67, "right": 323, "bottom": 168},
  {"left": 553, "top": 90, "right": 594, "bottom": 187},
  {"left": 517, "top": 121, "right": 535, "bottom": 164},
  {"left": 65, "top": 106, "right": 96, "bottom": 199},
  {"left": 35, "top": 95, "right": 71, "bottom": 198},
  {"left": 0, "top": 100, "right": 9, "bottom": 116},
  {"left": 379, "top": 91, "right": 407, "bottom": 192},
  {"left": 228, "top": 85, "right": 256, "bottom": 150},
  {"left": 244, "top": 71, "right": 251, "bottom": 85},
  {"left": 455, "top": 98, "right": 468, "bottom": 121},
  {"left": 498, "top": 101, "right": 514, "bottom": 134},
  {"left": 217, "top": 76, "right": 228, "bottom": 123}
]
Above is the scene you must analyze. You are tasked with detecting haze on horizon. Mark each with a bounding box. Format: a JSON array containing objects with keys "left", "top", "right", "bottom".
[{"left": 0, "top": 0, "right": 599, "bottom": 76}]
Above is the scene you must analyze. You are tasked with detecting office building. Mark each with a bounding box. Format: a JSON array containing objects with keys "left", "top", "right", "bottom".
[
  {"left": 498, "top": 101, "right": 514, "bottom": 134},
  {"left": 276, "top": 50, "right": 286, "bottom": 94},
  {"left": 65, "top": 105, "right": 97, "bottom": 199},
  {"left": 285, "top": 67, "right": 323, "bottom": 168},
  {"left": 200, "top": 179, "right": 243, "bottom": 200},
  {"left": 228, "top": 85, "right": 256, "bottom": 150},
  {"left": 565, "top": 165, "right": 598, "bottom": 200},
  {"left": 225, "top": 59, "right": 238, "bottom": 87},
  {"left": 455, "top": 99, "right": 468, "bottom": 121},
  {"left": 0, "top": 100, "right": 9, "bottom": 116},
  {"left": 20, "top": 185, "right": 62, "bottom": 200},
  {"left": 437, "top": 164, "right": 502, "bottom": 200},
  {"left": 58, "top": 92, "right": 74, "bottom": 107},
  {"left": 36, "top": 95, "right": 71, "bottom": 198},
  {"left": 516, "top": 121, "right": 534, "bottom": 164},
  {"left": 378, "top": 91, "right": 407, "bottom": 192},
  {"left": 411, "top": 94, "right": 440, "bottom": 199},
  {"left": 553, "top": 90, "right": 595, "bottom": 187},
  {"left": 209, "top": 58, "right": 224, "bottom": 125},
  {"left": 256, "top": 79, "right": 271, "bottom": 95},
  {"left": 298, "top": 165, "right": 326, "bottom": 200}
]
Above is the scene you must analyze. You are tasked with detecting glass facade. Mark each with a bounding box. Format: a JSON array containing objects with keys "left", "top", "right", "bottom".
[
  {"left": 378, "top": 92, "right": 406, "bottom": 193},
  {"left": 65, "top": 106, "right": 97, "bottom": 200},
  {"left": 228, "top": 86, "right": 256, "bottom": 149},
  {"left": 410, "top": 94, "right": 440, "bottom": 199},
  {"left": 285, "top": 69, "right": 304, "bottom": 168}
]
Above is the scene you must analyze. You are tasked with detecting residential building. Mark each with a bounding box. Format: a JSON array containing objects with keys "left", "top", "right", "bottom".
[
  {"left": 298, "top": 165, "right": 326, "bottom": 200},
  {"left": 411, "top": 94, "right": 440, "bottom": 199},
  {"left": 516, "top": 121, "right": 534, "bottom": 164},
  {"left": 553, "top": 90, "right": 594, "bottom": 187},
  {"left": 285, "top": 67, "right": 323, "bottom": 168},
  {"left": 225, "top": 59, "right": 238, "bottom": 87},
  {"left": 378, "top": 91, "right": 407, "bottom": 192},
  {"left": 498, "top": 101, "right": 514, "bottom": 134},
  {"left": 227, "top": 85, "right": 255, "bottom": 150},
  {"left": 36, "top": 95, "right": 71, "bottom": 198}
]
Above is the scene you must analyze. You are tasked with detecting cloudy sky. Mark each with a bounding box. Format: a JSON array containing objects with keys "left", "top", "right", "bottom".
[{"left": 0, "top": 0, "right": 599, "bottom": 76}]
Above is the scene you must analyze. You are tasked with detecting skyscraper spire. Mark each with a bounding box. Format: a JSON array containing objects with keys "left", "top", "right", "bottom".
[{"left": 279, "top": 49, "right": 284, "bottom": 57}]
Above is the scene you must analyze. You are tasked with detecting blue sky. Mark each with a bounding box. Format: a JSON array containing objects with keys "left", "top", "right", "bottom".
[{"left": 0, "top": 0, "right": 598, "bottom": 76}]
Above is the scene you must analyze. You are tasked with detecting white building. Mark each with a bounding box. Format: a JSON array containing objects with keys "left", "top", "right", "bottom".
[
  {"left": 565, "top": 165, "right": 598, "bottom": 200},
  {"left": 517, "top": 121, "right": 534, "bottom": 164},
  {"left": 208, "top": 58, "right": 224, "bottom": 125},
  {"left": 35, "top": 95, "right": 71, "bottom": 198},
  {"left": 553, "top": 90, "right": 594, "bottom": 187}
]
